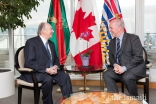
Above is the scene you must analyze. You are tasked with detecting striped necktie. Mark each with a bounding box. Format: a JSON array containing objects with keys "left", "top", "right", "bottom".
[
  {"left": 116, "top": 38, "right": 121, "bottom": 65},
  {"left": 45, "top": 41, "right": 53, "bottom": 67}
]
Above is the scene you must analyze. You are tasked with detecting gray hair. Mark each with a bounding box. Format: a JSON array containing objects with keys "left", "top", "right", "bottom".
[
  {"left": 114, "top": 19, "right": 125, "bottom": 28},
  {"left": 37, "top": 22, "right": 46, "bottom": 35}
]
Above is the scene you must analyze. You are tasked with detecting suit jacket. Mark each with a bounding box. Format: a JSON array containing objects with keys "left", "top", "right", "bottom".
[
  {"left": 109, "top": 33, "right": 146, "bottom": 77},
  {"left": 20, "top": 36, "right": 60, "bottom": 82}
]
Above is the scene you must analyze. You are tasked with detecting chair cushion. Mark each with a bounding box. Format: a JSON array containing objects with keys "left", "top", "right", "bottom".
[
  {"left": 137, "top": 78, "right": 146, "bottom": 82},
  {"left": 17, "top": 79, "right": 42, "bottom": 87}
]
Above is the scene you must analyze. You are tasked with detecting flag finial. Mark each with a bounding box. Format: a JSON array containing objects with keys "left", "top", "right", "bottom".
[
  {"left": 115, "top": 14, "right": 120, "bottom": 19},
  {"left": 48, "top": 16, "right": 57, "bottom": 23}
]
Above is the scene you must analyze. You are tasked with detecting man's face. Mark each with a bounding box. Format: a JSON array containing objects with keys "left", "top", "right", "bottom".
[
  {"left": 109, "top": 21, "right": 120, "bottom": 37},
  {"left": 44, "top": 23, "right": 54, "bottom": 39}
]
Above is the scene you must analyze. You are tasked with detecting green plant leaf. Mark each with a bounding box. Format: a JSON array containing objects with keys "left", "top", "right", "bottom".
[
  {"left": 0, "top": 0, "right": 44, "bottom": 31},
  {"left": 82, "top": 50, "right": 92, "bottom": 57}
]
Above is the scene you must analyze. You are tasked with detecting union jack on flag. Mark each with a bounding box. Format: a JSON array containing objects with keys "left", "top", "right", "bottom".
[{"left": 99, "top": 0, "right": 125, "bottom": 69}]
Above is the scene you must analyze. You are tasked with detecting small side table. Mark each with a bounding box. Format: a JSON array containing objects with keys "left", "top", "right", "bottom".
[{"left": 65, "top": 66, "right": 104, "bottom": 93}]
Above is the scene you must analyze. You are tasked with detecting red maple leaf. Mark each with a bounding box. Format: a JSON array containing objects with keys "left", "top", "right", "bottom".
[{"left": 72, "top": 8, "right": 96, "bottom": 41}]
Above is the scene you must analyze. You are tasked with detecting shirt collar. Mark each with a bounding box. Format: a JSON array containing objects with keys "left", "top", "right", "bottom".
[
  {"left": 117, "top": 32, "right": 124, "bottom": 41},
  {"left": 39, "top": 35, "right": 47, "bottom": 45}
]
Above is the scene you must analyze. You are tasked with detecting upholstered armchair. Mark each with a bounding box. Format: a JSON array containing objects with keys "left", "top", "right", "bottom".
[{"left": 15, "top": 46, "right": 42, "bottom": 104}]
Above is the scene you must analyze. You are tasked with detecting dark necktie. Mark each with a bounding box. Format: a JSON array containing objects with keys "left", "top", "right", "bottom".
[
  {"left": 116, "top": 38, "right": 121, "bottom": 65},
  {"left": 45, "top": 41, "right": 53, "bottom": 67}
]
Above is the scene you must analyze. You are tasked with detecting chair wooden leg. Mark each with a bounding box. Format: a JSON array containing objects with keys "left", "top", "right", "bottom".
[
  {"left": 18, "top": 87, "right": 22, "bottom": 104},
  {"left": 144, "top": 84, "right": 146, "bottom": 98},
  {"left": 146, "top": 79, "right": 149, "bottom": 103},
  {"left": 34, "top": 88, "right": 40, "bottom": 104},
  {"left": 121, "top": 82, "right": 124, "bottom": 93},
  {"left": 37, "top": 89, "right": 40, "bottom": 104}
]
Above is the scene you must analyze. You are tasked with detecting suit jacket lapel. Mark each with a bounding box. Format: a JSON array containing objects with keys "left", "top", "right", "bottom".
[
  {"left": 120, "top": 33, "right": 127, "bottom": 54},
  {"left": 113, "top": 33, "right": 127, "bottom": 60},
  {"left": 48, "top": 40, "right": 54, "bottom": 59},
  {"left": 37, "top": 36, "right": 50, "bottom": 59}
]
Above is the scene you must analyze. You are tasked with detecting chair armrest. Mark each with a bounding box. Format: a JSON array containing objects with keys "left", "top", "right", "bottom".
[
  {"left": 30, "top": 71, "right": 39, "bottom": 86},
  {"left": 146, "top": 68, "right": 150, "bottom": 78},
  {"left": 145, "top": 62, "right": 152, "bottom": 78},
  {"left": 18, "top": 68, "right": 39, "bottom": 86},
  {"left": 19, "top": 68, "right": 33, "bottom": 72},
  {"left": 146, "top": 63, "right": 152, "bottom": 68}
]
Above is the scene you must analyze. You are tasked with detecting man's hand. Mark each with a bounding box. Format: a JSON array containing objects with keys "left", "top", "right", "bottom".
[
  {"left": 46, "top": 68, "right": 52, "bottom": 74},
  {"left": 46, "top": 66, "right": 58, "bottom": 75},
  {"left": 64, "top": 66, "right": 67, "bottom": 70},
  {"left": 53, "top": 65, "right": 58, "bottom": 70},
  {"left": 114, "top": 64, "right": 124, "bottom": 74}
]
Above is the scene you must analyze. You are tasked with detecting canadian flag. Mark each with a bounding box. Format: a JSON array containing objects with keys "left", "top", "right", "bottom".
[{"left": 70, "top": 0, "right": 102, "bottom": 69}]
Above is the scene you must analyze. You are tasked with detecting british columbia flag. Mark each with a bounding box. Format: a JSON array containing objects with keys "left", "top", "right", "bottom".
[{"left": 100, "top": 0, "right": 125, "bottom": 68}]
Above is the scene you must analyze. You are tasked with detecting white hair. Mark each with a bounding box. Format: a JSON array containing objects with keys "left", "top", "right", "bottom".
[
  {"left": 114, "top": 19, "right": 125, "bottom": 28},
  {"left": 37, "top": 22, "right": 46, "bottom": 35}
]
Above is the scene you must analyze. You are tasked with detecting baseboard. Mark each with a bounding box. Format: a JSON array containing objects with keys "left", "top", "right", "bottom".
[
  {"left": 71, "top": 80, "right": 156, "bottom": 89},
  {"left": 14, "top": 80, "right": 156, "bottom": 89}
]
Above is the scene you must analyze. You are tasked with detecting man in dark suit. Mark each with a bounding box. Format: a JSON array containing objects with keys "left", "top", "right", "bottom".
[
  {"left": 103, "top": 19, "right": 146, "bottom": 97},
  {"left": 21, "top": 22, "right": 72, "bottom": 104}
]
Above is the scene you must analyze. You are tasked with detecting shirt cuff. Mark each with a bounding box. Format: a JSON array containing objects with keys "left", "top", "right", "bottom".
[{"left": 122, "top": 66, "right": 127, "bottom": 71}]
